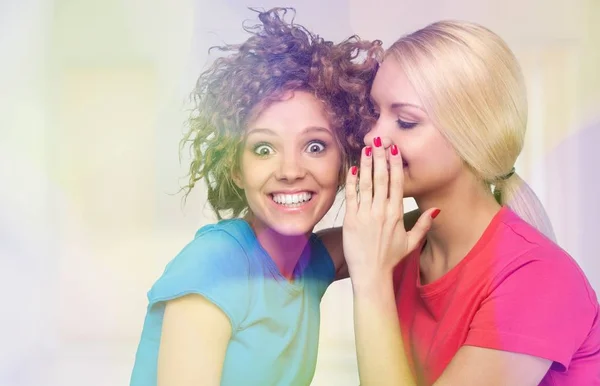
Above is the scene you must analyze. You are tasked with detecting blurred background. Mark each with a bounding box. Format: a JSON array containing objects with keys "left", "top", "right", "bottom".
[{"left": 1, "top": 0, "right": 598, "bottom": 384}]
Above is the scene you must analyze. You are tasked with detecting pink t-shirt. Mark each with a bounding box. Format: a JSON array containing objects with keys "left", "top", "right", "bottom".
[{"left": 393, "top": 207, "right": 600, "bottom": 385}]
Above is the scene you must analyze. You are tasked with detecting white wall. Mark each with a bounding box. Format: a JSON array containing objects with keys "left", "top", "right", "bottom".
[{"left": 1, "top": 0, "right": 597, "bottom": 384}]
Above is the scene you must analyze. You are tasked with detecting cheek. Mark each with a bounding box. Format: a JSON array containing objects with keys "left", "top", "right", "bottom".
[
  {"left": 328, "top": 151, "right": 344, "bottom": 184},
  {"left": 395, "top": 134, "right": 430, "bottom": 164},
  {"left": 418, "top": 137, "right": 462, "bottom": 173},
  {"left": 238, "top": 155, "right": 267, "bottom": 189},
  {"left": 398, "top": 130, "right": 459, "bottom": 169},
  {"left": 434, "top": 135, "right": 461, "bottom": 165},
  {"left": 311, "top": 154, "right": 343, "bottom": 187}
]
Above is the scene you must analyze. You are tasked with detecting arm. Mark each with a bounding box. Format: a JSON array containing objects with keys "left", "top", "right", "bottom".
[
  {"left": 318, "top": 209, "right": 422, "bottom": 281},
  {"left": 343, "top": 141, "right": 432, "bottom": 385},
  {"left": 352, "top": 273, "right": 415, "bottom": 386},
  {"left": 353, "top": 252, "right": 599, "bottom": 386},
  {"left": 352, "top": 274, "right": 552, "bottom": 386},
  {"left": 436, "top": 347, "right": 550, "bottom": 385},
  {"left": 158, "top": 294, "right": 231, "bottom": 386}
]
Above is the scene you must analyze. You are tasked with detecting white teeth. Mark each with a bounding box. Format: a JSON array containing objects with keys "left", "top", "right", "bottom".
[{"left": 272, "top": 192, "right": 312, "bottom": 206}]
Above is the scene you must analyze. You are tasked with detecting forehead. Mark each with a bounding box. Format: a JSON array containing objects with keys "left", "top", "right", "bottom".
[
  {"left": 371, "top": 58, "right": 422, "bottom": 107},
  {"left": 248, "top": 91, "right": 331, "bottom": 132}
]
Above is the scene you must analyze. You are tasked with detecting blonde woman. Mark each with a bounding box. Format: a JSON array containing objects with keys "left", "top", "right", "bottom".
[{"left": 342, "top": 21, "right": 600, "bottom": 385}]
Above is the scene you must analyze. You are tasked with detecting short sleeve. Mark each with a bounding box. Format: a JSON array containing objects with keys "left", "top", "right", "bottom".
[
  {"left": 465, "top": 248, "right": 598, "bottom": 371},
  {"left": 147, "top": 229, "right": 251, "bottom": 330}
]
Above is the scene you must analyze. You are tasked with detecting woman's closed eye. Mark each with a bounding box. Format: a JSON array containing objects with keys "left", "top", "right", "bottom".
[{"left": 397, "top": 118, "right": 418, "bottom": 129}]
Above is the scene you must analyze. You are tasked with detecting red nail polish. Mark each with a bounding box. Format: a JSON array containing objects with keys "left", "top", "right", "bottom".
[
  {"left": 374, "top": 137, "right": 382, "bottom": 147},
  {"left": 351, "top": 166, "right": 358, "bottom": 175},
  {"left": 365, "top": 147, "right": 372, "bottom": 157},
  {"left": 431, "top": 209, "right": 441, "bottom": 219},
  {"left": 391, "top": 144, "right": 398, "bottom": 156}
]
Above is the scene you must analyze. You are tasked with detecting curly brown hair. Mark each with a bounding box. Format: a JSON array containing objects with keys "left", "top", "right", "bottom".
[{"left": 180, "top": 7, "right": 382, "bottom": 219}]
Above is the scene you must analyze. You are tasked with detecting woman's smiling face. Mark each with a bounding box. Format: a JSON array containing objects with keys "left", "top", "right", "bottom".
[{"left": 235, "top": 90, "right": 343, "bottom": 236}]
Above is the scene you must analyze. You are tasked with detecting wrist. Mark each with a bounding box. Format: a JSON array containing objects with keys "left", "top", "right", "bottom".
[{"left": 350, "top": 268, "right": 395, "bottom": 298}]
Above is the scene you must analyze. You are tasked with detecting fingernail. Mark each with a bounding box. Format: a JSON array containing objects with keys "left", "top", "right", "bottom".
[
  {"left": 391, "top": 144, "right": 398, "bottom": 156},
  {"left": 365, "top": 146, "right": 372, "bottom": 157},
  {"left": 374, "top": 137, "right": 382, "bottom": 147},
  {"left": 351, "top": 166, "right": 358, "bottom": 175},
  {"left": 431, "top": 209, "right": 441, "bottom": 219}
]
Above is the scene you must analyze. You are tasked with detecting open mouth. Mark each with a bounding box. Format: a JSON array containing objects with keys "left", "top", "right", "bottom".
[{"left": 270, "top": 192, "right": 314, "bottom": 208}]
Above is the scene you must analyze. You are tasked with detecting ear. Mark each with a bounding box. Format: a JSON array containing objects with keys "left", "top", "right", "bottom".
[{"left": 231, "top": 167, "right": 244, "bottom": 189}]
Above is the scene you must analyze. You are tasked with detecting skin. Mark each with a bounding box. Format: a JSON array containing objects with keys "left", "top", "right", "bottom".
[
  {"left": 234, "top": 90, "right": 343, "bottom": 279},
  {"left": 342, "top": 57, "right": 552, "bottom": 386},
  {"left": 157, "top": 90, "right": 344, "bottom": 385}
]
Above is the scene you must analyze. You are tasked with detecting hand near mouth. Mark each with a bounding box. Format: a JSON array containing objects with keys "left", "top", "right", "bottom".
[{"left": 342, "top": 138, "right": 439, "bottom": 288}]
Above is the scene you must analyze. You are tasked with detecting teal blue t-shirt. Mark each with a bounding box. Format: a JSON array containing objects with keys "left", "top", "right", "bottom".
[{"left": 130, "top": 219, "right": 335, "bottom": 386}]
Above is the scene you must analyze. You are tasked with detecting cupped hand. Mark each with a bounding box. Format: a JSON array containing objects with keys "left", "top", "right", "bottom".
[{"left": 342, "top": 137, "right": 440, "bottom": 289}]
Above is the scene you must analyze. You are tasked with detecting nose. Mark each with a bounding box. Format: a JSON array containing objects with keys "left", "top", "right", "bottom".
[
  {"left": 274, "top": 153, "right": 307, "bottom": 182},
  {"left": 363, "top": 119, "right": 393, "bottom": 149}
]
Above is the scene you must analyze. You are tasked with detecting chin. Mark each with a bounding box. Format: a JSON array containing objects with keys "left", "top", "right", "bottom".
[
  {"left": 403, "top": 187, "right": 426, "bottom": 200},
  {"left": 401, "top": 185, "right": 416, "bottom": 198},
  {"left": 268, "top": 221, "right": 314, "bottom": 237},
  {"left": 257, "top": 193, "right": 332, "bottom": 237}
]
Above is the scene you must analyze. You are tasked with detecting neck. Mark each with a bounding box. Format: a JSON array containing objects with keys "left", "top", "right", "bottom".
[
  {"left": 414, "top": 176, "right": 501, "bottom": 283},
  {"left": 245, "top": 214, "right": 311, "bottom": 281}
]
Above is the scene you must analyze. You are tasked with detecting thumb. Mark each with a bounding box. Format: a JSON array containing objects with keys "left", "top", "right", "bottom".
[{"left": 406, "top": 208, "right": 440, "bottom": 253}]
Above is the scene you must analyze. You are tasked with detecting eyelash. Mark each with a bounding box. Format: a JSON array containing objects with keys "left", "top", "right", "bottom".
[
  {"left": 397, "top": 119, "right": 418, "bottom": 129},
  {"left": 251, "top": 140, "right": 327, "bottom": 157},
  {"left": 305, "top": 140, "right": 326, "bottom": 153},
  {"left": 372, "top": 110, "right": 418, "bottom": 130},
  {"left": 252, "top": 143, "right": 273, "bottom": 157}
]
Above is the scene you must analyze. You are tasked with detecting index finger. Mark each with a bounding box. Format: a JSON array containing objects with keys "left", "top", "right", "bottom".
[
  {"left": 345, "top": 165, "right": 359, "bottom": 215},
  {"left": 388, "top": 143, "right": 405, "bottom": 216}
]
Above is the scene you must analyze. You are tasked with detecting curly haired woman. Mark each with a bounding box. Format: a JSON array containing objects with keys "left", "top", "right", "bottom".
[{"left": 129, "top": 8, "right": 380, "bottom": 386}]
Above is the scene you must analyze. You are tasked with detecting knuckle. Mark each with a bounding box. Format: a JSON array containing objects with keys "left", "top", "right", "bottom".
[
  {"left": 371, "top": 208, "right": 384, "bottom": 221},
  {"left": 373, "top": 179, "right": 388, "bottom": 189},
  {"left": 360, "top": 181, "right": 373, "bottom": 190},
  {"left": 388, "top": 208, "right": 402, "bottom": 222},
  {"left": 373, "top": 173, "right": 387, "bottom": 184},
  {"left": 389, "top": 172, "right": 401, "bottom": 182}
]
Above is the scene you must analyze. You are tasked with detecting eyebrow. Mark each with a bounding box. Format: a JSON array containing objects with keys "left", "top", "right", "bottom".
[
  {"left": 391, "top": 102, "right": 425, "bottom": 112},
  {"left": 246, "top": 126, "right": 333, "bottom": 137},
  {"left": 370, "top": 97, "right": 425, "bottom": 112}
]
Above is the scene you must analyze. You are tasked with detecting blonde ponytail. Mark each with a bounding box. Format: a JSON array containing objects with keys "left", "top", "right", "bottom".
[{"left": 493, "top": 172, "right": 556, "bottom": 241}]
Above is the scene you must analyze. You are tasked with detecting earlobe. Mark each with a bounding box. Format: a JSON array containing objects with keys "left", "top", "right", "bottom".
[{"left": 231, "top": 169, "right": 244, "bottom": 189}]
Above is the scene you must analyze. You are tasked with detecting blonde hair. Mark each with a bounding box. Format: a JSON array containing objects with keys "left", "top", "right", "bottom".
[{"left": 387, "top": 20, "right": 556, "bottom": 241}]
